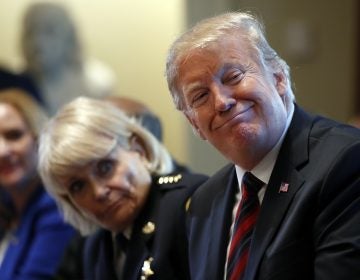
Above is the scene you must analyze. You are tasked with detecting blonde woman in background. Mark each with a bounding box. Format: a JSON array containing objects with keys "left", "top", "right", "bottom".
[{"left": 0, "top": 89, "right": 75, "bottom": 279}]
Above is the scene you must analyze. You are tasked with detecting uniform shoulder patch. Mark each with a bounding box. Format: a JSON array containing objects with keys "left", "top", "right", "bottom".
[{"left": 157, "top": 174, "right": 182, "bottom": 184}]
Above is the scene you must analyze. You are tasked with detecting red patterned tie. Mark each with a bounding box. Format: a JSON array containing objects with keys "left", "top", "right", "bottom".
[{"left": 226, "top": 172, "right": 264, "bottom": 280}]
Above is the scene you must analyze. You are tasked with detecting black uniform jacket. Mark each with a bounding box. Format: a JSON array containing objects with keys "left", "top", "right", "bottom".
[
  {"left": 83, "top": 172, "right": 208, "bottom": 280},
  {"left": 186, "top": 105, "right": 360, "bottom": 280}
]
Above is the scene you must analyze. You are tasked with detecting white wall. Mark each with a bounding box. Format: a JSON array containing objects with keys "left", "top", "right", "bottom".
[
  {"left": 0, "top": 0, "right": 196, "bottom": 172},
  {"left": 1, "top": 0, "right": 356, "bottom": 176}
]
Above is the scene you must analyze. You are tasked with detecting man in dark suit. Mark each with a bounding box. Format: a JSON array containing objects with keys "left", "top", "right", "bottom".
[{"left": 165, "top": 11, "right": 360, "bottom": 280}]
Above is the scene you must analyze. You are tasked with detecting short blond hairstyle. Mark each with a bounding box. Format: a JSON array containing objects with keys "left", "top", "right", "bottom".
[
  {"left": 0, "top": 88, "right": 48, "bottom": 137},
  {"left": 38, "top": 97, "right": 174, "bottom": 235}
]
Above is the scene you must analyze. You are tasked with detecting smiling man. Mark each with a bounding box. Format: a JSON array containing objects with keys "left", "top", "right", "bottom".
[{"left": 165, "top": 11, "right": 360, "bottom": 280}]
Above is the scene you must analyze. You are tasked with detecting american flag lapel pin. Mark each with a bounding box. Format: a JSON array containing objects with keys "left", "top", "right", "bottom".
[{"left": 278, "top": 182, "right": 289, "bottom": 193}]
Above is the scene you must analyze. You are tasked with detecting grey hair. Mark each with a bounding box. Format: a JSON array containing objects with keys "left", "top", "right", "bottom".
[
  {"left": 38, "top": 97, "right": 174, "bottom": 235},
  {"left": 165, "top": 11, "right": 294, "bottom": 111}
]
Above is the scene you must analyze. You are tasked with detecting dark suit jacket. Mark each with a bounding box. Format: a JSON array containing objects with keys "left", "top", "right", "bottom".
[
  {"left": 83, "top": 172, "right": 208, "bottom": 280},
  {"left": 187, "top": 105, "right": 360, "bottom": 280}
]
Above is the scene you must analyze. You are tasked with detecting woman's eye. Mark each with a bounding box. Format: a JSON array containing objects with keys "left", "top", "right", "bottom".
[
  {"left": 191, "top": 91, "right": 209, "bottom": 108},
  {"left": 69, "top": 180, "right": 85, "bottom": 195},
  {"left": 96, "top": 159, "right": 114, "bottom": 177},
  {"left": 5, "top": 129, "right": 25, "bottom": 141}
]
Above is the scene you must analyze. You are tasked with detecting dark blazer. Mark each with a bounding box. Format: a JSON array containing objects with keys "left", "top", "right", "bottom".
[
  {"left": 187, "top": 105, "right": 360, "bottom": 280},
  {"left": 83, "top": 172, "right": 208, "bottom": 280},
  {"left": 0, "top": 186, "right": 76, "bottom": 280}
]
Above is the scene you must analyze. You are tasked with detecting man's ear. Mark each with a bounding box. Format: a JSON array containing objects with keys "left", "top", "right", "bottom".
[
  {"left": 273, "top": 71, "right": 287, "bottom": 97},
  {"left": 129, "top": 134, "right": 148, "bottom": 158},
  {"left": 184, "top": 112, "right": 207, "bottom": 140}
]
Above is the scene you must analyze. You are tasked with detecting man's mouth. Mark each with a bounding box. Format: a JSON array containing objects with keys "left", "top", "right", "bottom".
[{"left": 212, "top": 105, "right": 253, "bottom": 130}]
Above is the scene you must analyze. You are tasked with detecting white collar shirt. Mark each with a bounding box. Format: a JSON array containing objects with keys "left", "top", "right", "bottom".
[{"left": 224, "top": 103, "right": 294, "bottom": 279}]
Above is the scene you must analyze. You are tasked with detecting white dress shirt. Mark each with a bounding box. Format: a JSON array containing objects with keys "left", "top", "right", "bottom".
[{"left": 224, "top": 103, "right": 295, "bottom": 279}]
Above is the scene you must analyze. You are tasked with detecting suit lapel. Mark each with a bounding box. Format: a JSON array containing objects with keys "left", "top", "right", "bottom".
[
  {"left": 206, "top": 166, "right": 238, "bottom": 279},
  {"left": 246, "top": 106, "right": 314, "bottom": 279}
]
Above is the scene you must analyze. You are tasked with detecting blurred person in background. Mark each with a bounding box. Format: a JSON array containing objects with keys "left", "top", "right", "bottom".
[
  {"left": 106, "top": 96, "right": 163, "bottom": 143},
  {"left": 0, "top": 89, "right": 75, "bottom": 280},
  {"left": 106, "top": 96, "right": 189, "bottom": 173},
  {"left": 20, "top": 2, "right": 116, "bottom": 115},
  {"left": 0, "top": 66, "right": 41, "bottom": 103},
  {"left": 39, "top": 97, "right": 208, "bottom": 280}
]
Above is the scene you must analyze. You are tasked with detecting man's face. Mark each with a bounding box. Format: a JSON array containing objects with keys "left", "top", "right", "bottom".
[{"left": 176, "top": 36, "right": 289, "bottom": 169}]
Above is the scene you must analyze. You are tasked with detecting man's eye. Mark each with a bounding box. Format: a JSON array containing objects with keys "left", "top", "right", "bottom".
[
  {"left": 96, "top": 159, "right": 114, "bottom": 177},
  {"left": 69, "top": 180, "right": 85, "bottom": 195},
  {"left": 223, "top": 70, "right": 244, "bottom": 85}
]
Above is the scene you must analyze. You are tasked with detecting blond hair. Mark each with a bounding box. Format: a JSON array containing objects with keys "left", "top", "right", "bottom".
[
  {"left": 38, "top": 96, "right": 174, "bottom": 235},
  {"left": 0, "top": 88, "right": 48, "bottom": 137}
]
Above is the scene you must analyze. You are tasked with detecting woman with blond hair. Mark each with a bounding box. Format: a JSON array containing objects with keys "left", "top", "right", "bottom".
[
  {"left": 38, "top": 96, "right": 207, "bottom": 280},
  {"left": 0, "top": 89, "right": 75, "bottom": 279}
]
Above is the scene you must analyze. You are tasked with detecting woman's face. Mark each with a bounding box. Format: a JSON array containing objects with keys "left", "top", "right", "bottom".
[
  {"left": 61, "top": 145, "right": 152, "bottom": 233},
  {"left": 0, "top": 103, "right": 38, "bottom": 191}
]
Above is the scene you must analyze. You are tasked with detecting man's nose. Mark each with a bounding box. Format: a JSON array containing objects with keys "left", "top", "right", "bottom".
[{"left": 212, "top": 84, "right": 236, "bottom": 113}]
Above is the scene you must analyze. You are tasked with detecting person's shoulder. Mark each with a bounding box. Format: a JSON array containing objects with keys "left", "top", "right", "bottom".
[
  {"left": 292, "top": 106, "right": 360, "bottom": 154},
  {"left": 31, "top": 187, "right": 73, "bottom": 228},
  {"left": 309, "top": 114, "right": 360, "bottom": 156},
  {"left": 152, "top": 172, "right": 208, "bottom": 209},
  {"left": 312, "top": 114, "right": 360, "bottom": 139},
  {"left": 154, "top": 172, "right": 208, "bottom": 193},
  {"left": 29, "top": 187, "right": 57, "bottom": 212},
  {"left": 301, "top": 112, "right": 360, "bottom": 191},
  {"left": 154, "top": 172, "right": 208, "bottom": 199}
]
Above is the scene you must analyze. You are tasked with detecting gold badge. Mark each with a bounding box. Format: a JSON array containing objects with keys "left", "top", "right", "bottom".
[
  {"left": 141, "top": 257, "right": 154, "bottom": 280},
  {"left": 142, "top": 221, "right": 155, "bottom": 234},
  {"left": 185, "top": 197, "right": 191, "bottom": 211}
]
